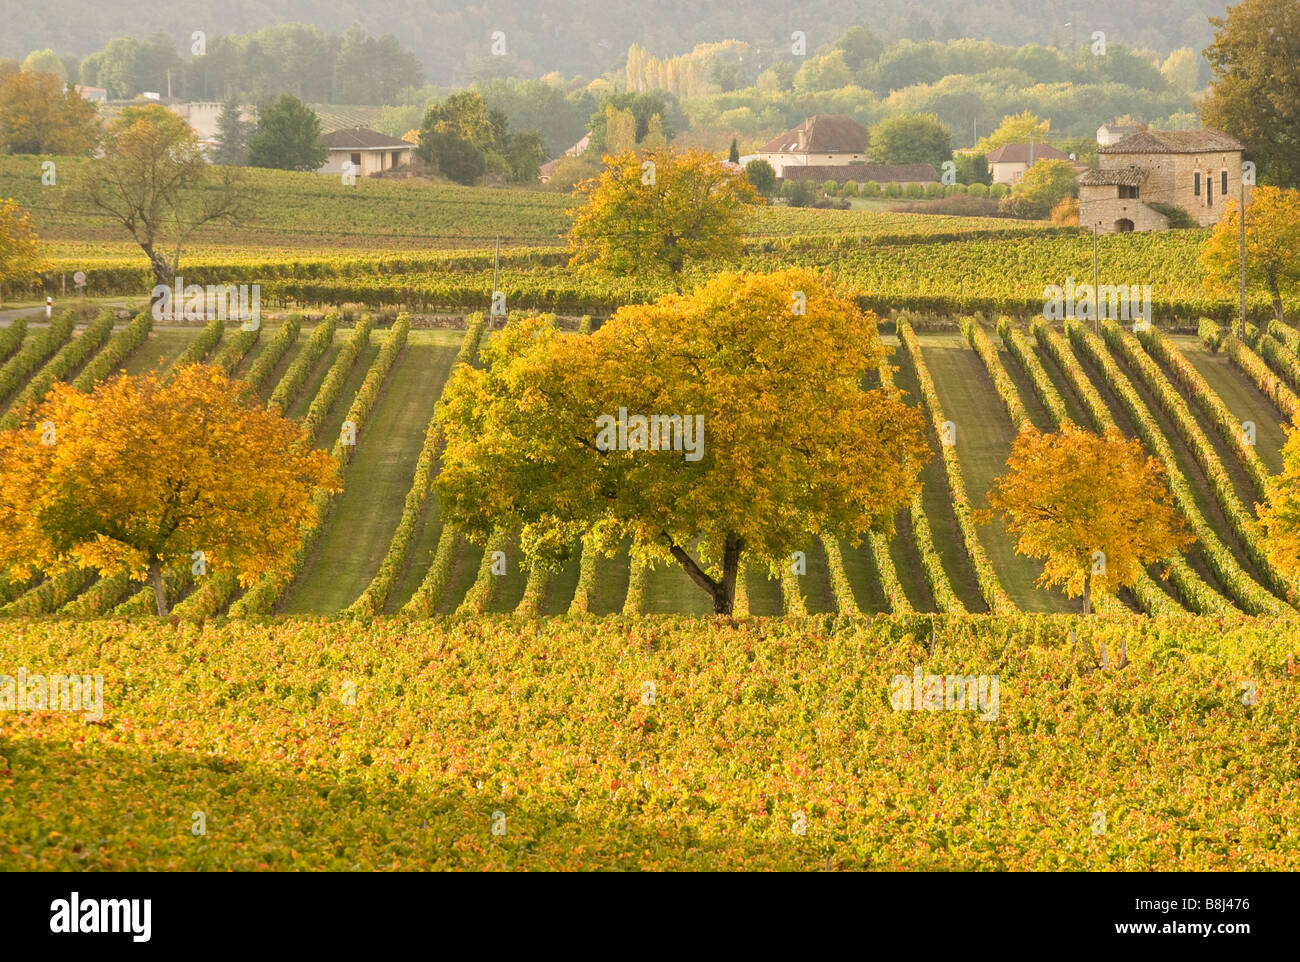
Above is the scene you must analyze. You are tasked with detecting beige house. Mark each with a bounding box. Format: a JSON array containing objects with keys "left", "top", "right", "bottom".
[
  {"left": 755, "top": 115, "right": 869, "bottom": 177},
  {"left": 985, "top": 142, "right": 1075, "bottom": 185},
  {"left": 1078, "top": 129, "right": 1246, "bottom": 234},
  {"left": 1096, "top": 122, "right": 1141, "bottom": 146},
  {"left": 318, "top": 127, "right": 413, "bottom": 177}
]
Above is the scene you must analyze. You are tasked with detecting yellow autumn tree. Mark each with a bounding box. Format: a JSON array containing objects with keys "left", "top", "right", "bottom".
[
  {"left": 0, "top": 198, "right": 46, "bottom": 307},
  {"left": 435, "top": 269, "right": 931, "bottom": 614},
  {"left": 974, "top": 110, "right": 1051, "bottom": 155},
  {"left": 1255, "top": 425, "right": 1300, "bottom": 579},
  {"left": 0, "top": 365, "right": 339, "bottom": 615},
  {"left": 1200, "top": 185, "right": 1300, "bottom": 324},
  {"left": 984, "top": 423, "right": 1192, "bottom": 613},
  {"left": 568, "top": 147, "right": 758, "bottom": 291}
]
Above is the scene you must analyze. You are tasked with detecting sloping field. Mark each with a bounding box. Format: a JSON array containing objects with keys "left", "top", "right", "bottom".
[{"left": 2, "top": 313, "right": 1299, "bottom": 619}]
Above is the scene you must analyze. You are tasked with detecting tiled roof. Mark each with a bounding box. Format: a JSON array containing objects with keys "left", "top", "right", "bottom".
[
  {"left": 781, "top": 163, "right": 939, "bottom": 183},
  {"left": 984, "top": 143, "right": 1073, "bottom": 164},
  {"left": 318, "top": 127, "right": 414, "bottom": 150},
  {"left": 1099, "top": 129, "right": 1244, "bottom": 154},
  {"left": 1078, "top": 166, "right": 1148, "bottom": 187},
  {"left": 759, "top": 115, "right": 869, "bottom": 154}
]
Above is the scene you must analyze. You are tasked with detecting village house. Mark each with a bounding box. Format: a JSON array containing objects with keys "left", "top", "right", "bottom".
[
  {"left": 1096, "top": 122, "right": 1141, "bottom": 146},
  {"left": 755, "top": 114, "right": 869, "bottom": 177},
  {"left": 74, "top": 84, "right": 107, "bottom": 103},
  {"left": 984, "top": 141, "right": 1076, "bottom": 185},
  {"left": 1078, "top": 129, "right": 1246, "bottom": 233},
  {"left": 317, "top": 126, "right": 414, "bottom": 176}
]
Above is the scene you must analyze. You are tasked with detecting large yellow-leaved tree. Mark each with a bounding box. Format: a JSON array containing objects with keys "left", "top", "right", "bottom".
[
  {"left": 1200, "top": 185, "right": 1300, "bottom": 324},
  {"left": 984, "top": 423, "right": 1192, "bottom": 613},
  {"left": 0, "top": 365, "right": 339, "bottom": 615},
  {"left": 568, "top": 147, "right": 758, "bottom": 292},
  {"left": 435, "top": 269, "right": 931, "bottom": 614}
]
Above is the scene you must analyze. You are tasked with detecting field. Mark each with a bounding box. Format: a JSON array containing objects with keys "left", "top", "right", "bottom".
[
  {"left": 3, "top": 163, "right": 1300, "bottom": 870},
  {"left": 0, "top": 158, "right": 1276, "bottom": 322},
  {"left": 2, "top": 616, "right": 1297, "bottom": 870}
]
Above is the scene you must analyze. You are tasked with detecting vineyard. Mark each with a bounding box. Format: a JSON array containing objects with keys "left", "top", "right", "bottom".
[
  {"left": 3, "top": 184, "right": 1300, "bottom": 870},
  {"left": 2, "top": 157, "right": 1278, "bottom": 321},
  {"left": 2, "top": 615, "right": 1296, "bottom": 870},
  {"left": 1, "top": 306, "right": 1299, "bottom": 621}
]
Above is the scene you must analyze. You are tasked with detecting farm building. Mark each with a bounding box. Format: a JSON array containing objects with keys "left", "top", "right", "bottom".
[
  {"left": 755, "top": 115, "right": 869, "bottom": 177},
  {"left": 1096, "top": 122, "right": 1142, "bottom": 146},
  {"left": 984, "top": 142, "right": 1077, "bottom": 185},
  {"left": 1078, "top": 128, "right": 1247, "bottom": 233},
  {"left": 317, "top": 126, "right": 414, "bottom": 177}
]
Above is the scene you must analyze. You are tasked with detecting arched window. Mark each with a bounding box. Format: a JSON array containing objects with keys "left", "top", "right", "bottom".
[{"left": 1115, "top": 218, "right": 1135, "bottom": 233}]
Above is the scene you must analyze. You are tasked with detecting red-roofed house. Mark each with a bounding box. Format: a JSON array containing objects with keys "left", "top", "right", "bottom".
[
  {"left": 985, "top": 142, "right": 1076, "bottom": 185},
  {"left": 755, "top": 115, "right": 869, "bottom": 176}
]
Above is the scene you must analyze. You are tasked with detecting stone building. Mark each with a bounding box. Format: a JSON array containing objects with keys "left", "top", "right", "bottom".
[
  {"left": 984, "top": 142, "right": 1075, "bottom": 185},
  {"left": 755, "top": 115, "right": 869, "bottom": 177},
  {"left": 1078, "top": 129, "right": 1246, "bottom": 233}
]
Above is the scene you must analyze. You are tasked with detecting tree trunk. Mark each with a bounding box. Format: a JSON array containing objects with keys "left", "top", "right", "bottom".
[
  {"left": 148, "top": 563, "right": 169, "bottom": 617},
  {"left": 1268, "top": 273, "right": 1286, "bottom": 325},
  {"left": 141, "top": 242, "right": 173, "bottom": 295},
  {"left": 1082, "top": 570, "right": 1092, "bottom": 615},
  {"left": 664, "top": 531, "right": 745, "bottom": 615}
]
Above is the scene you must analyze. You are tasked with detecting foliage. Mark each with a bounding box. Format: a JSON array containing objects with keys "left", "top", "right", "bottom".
[
  {"left": 974, "top": 111, "right": 1050, "bottom": 155},
  {"left": 248, "top": 94, "right": 328, "bottom": 172},
  {"left": 985, "top": 422, "right": 1190, "bottom": 612},
  {"left": 1201, "top": 0, "right": 1300, "bottom": 188},
  {"left": 0, "top": 364, "right": 338, "bottom": 615},
  {"left": 0, "top": 70, "right": 99, "bottom": 155},
  {"left": 869, "top": 112, "right": 952, "bottom": 172},
  {"left": 435, "top": 270, "right": 930, "bottom": 614},
  {"left": 1257, "top": 424, "right": 1300, "bottom": 580},
  {"left": 1201, "top": 187, "right": 1300, "bottom": 324},
  {"left": 212, "top": 96, "right": 254, "bottom": 167},
  {"left": 568, "top": 148, "right": 757, "bottom": 287},
  {"left": 744, "top": 158, "right": 776, "bottom": 197},
  {"left": 72, "top": 104, "right": 248, "bottom": 288},
  {"left": 0, "top": 198, "right": 45, "bottom": 299}
]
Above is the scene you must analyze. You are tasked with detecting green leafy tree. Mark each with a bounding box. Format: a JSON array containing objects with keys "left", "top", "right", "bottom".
[
  {"left": 1202, "top": 0, "right": 1300, "bottom": 188},
  {"left": 212, "top": 96, "right": 254, "bottom": 166},
  {"left": 745, "top": 158, "right": 777, "bottom": 197},
  {"left": 869, "top": 112, "right": 953, "bottom": 171},
  {"left": 248, "top": 94, "right": 327, "bottom": 171}
]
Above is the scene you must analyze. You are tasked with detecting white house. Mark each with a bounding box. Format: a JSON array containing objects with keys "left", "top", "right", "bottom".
[
  {"left": 317, "top": 126, "right": 414, "bottom": 177},
  {"left": 755, "top": 115, "right": 869, "bottom": 177},
  {"left": 985, "top": 141, "right": 1076, "bottom": 185},
  {"left": 1096, "top": 123, "right": 1141, "bottom": 147}
]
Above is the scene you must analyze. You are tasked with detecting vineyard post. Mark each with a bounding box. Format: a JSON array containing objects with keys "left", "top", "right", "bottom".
[
  {"left": 1238, "top": 175, "right": 1246, "bottom": 339},
  {"left": 1092, "top": 224, "right": 1099, "bottom": 333},
  {"left": 492, "top": 236, "right": 500, "bottom": 330}
]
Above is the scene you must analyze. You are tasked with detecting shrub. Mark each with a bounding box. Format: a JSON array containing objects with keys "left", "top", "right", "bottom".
[
  {"left": 860, "top": 180, "right": 881, "bottom": 197},
  {"left": 903, "top": 183, "right": 925, "bottom": 198},
  {"left": 989, "top": 183, "right": 1010, "bottom": 198},
  {"left": 1146, "top": 201, "right": 1199, "bottom": 230},
  {"left": 883, "top": 182, "right": 904, "bottom": 198},
  {"left": 968, "top": 182, "right": 989, "bottom": 198},
  {"left": 923, "top": 182, "right": 945, "bottom": 199}
]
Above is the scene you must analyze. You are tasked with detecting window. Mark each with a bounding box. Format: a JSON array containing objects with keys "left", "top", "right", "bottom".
[
  {"left": 350, "top": 153, "right": 362, "bottom": 166},
  {"left": 1207, "top": 176, "right": 1213, "bottom": 204},
  {"left": 1222, "top": 170, "right": 1229, "bottom": 195},
  {"left": 1193, "top": 171, "right": 1201, "bottom": 196},
  {"left": 1119, "top": 185, "right": 1138, "bottom": 199}
]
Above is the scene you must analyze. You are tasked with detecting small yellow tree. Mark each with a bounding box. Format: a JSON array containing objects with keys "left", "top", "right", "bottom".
[
  {"left": 1256, "top": 425, "right": 1300, "bottom": 579},
  {"left": 984, "top": 423, "right": 1192, "bottom": 612},
  {"left": 0, "top": 198, "right": 46, "bottom": 307},
  {"left": 1200, "top": 185, "right": 1300, "bottom": 324},
  {"left": 568, "top": 147, "right": 758, "bottom": 291},
  {"left": 0, "top": 365, "right": 339, "bottom": 615}
]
